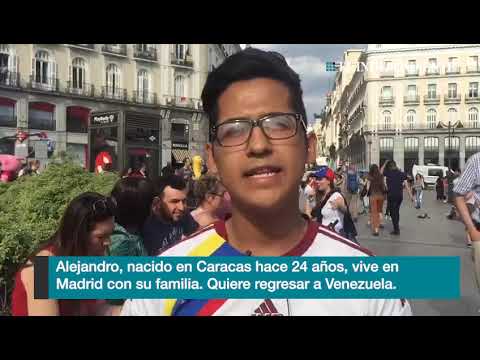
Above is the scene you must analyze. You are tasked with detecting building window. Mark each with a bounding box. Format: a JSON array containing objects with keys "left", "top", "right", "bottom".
[
  {"left": 66, "top": 106, "right": 90, "bottom": 133},
  {"left": 448, "top": 83, "right": 457, "bottom": 98},
  {"left": 407, "top": 85, "right": 417, "bottom": 97},
  {"left": 175, "top": 44, "right": 189, "bottom": 60},
  {"left": 0, "top": 44, "right": 9, "bottom": 74},
  {"left": 29, "top": 102, "right": 55, "bottom": 130},
  {"left": 174, "top": 75, "right": 184, "bottom": 98},
  {"left": 428, "top": 58, "right": 437, "bottom": 73},
  {"left": 424, "top": 137, "right": 439, "bottom": 151},
  {"left": 469, "top": 82, "right": 479, "bottom": 98},
  {"left": 406, "top": 110, "right": 416, "bottom": 129},
  {"left": 137, "top": 44, "right": 148, "bottom": 52},
  {"left": 447, "top": 57, "right": 459, "bottom": 72},
  {"left": 448, "top": 108, "right": 458, "bottom": 124},
  {"left": 137, "top": 70, "right": 149, "bottom": 94},
  {"left": 407, "top": 60, "right": 416, "bottom": 74},
  {"left": 427, "top": 109, "right": 437, "bottom": 128},
  {"left": 381, "top": 86, "right": 392, "bottom": 99},
  {"left": 404, "top": 137, "right": 419, "bottom": 151},
  {"left": 34, "top": 50, "right": 50, "bottom": 84},
  {"left": 71, "top": 58, "right": 86, "bottom": 90},
  {"left": 0, "top": 97, "right": 16, "bottom": 127},
  {"left": 382, "top": 110, "right": 392, "bottom": 130},
  {"left": 105, "top": 63, "right": 120, "bottom": 94},
  {"left": 468, "top": 107, "right": 479, "bottom": 128},
  {"left": 427, "top": 84, "right": 437, "bottom": 98},
  {"left": 466, "top": 136, "right": 480, "bottom": 161}
]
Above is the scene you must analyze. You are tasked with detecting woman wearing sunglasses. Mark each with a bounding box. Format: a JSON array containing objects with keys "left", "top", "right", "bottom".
[
  {"left": 190, "top": 174, "right": 228, "bottom": 228},
  {"left": 11, "top": 192, "right": 116, "bottom": 316}
]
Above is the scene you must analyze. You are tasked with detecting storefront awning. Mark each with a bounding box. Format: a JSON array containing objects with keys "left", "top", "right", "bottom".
[{"left": 172, "top": 149, "right": 190, "bottom": 163}]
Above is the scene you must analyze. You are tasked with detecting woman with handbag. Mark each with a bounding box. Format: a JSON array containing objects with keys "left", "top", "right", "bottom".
[{"left": 365, "top": 164, "right": 387, "bottom": 236}]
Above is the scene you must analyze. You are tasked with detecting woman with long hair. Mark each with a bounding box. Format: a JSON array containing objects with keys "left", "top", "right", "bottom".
[
  {"left": 190, "top": 174, "right": 228, "bottom": 228},
  {"left": 366, "top": 164, "right": 387, "bottom": 236},
  {"left": 109, "top": 177, "right": 155, "bottom": 257},
  {"left": 11, "top": 192, "right": 116, "bottom": 316}
]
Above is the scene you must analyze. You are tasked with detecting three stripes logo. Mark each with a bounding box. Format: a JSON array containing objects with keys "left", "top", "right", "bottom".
[{"left": 252, "top": 299, "right": 284, "bottom": 316}]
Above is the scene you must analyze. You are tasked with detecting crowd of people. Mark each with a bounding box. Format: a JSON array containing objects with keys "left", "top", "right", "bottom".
[
  {"left": 11, "top": 164, "right": 231, "bottom": 316},
  {"left": 9, "top": 47, "right": 413, "bottom": 316}
]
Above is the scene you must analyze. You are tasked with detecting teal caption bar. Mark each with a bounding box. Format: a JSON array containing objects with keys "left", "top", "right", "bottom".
[{"left": 47, "top": 256, "right": 460, "bottom": 300}]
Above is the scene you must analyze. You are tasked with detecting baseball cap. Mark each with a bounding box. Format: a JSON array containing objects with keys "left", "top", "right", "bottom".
[{"left": 312, "top": 166, "right": 335, "bottom": 182}]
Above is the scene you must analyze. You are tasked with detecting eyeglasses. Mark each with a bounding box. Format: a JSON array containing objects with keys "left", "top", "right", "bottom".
[
  {"left": 92, "top": 197, "right": 117, "bottom": 216},
  {"left": 211, "top": 112, "right": 306, "bottom": 147}
]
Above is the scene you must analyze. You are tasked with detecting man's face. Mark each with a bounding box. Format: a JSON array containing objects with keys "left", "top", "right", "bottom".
[
  {"left": 153, "top": 186, "right": 187, "bottom": 222},
  {"left": 206, "top": 78, "right": 315, "bottom": 212}
]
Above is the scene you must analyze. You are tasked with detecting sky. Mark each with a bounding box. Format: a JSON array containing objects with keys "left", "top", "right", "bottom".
[{"left": 242, "top": 44, "right": 367, "bottom": 124}]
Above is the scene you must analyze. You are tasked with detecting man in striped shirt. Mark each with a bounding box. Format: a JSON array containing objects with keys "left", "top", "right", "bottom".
[{"left": 454, "top": 152, "right": 480, "bottom": 289}]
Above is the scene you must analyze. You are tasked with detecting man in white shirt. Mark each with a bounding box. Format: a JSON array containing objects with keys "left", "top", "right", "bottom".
[{"left": 121, "top": 47, "right": 411, "bottom": 316}]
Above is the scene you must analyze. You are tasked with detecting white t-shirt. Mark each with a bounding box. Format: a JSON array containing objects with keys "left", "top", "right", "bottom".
[
  {"left": 121, "top": 221, "right": 411, "bottom": 316},
  {"left": 321, "top": 192, "right": 345, "bottom": 233}
]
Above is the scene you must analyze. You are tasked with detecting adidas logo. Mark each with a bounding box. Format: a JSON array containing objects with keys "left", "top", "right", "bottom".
[{"left": 252, "top": 299, "right": 284, "bottom": 316}]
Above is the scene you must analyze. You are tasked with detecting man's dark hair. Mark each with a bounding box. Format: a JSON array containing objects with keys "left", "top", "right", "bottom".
[
  {"left": 201, "top": 47, "right": 308, "bottom": 135},
  {"left": 154, "top": 175, "right": 187, "bottom": 197}
]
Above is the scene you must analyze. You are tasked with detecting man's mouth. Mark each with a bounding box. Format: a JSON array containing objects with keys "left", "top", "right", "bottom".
[{"left": 244, "top": 166, "right": 282, "bottom": 179}]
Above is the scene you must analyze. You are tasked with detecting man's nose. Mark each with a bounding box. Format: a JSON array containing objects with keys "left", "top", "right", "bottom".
[{"left": 246, "top": 126, "right": 272, "bottom": 156}]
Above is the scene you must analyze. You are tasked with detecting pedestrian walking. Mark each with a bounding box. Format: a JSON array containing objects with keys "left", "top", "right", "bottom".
[
  {"left": 365, "top": 164, "right": 387, "bottom": 236},
  {"left": 436, "top": 175, "right": 445, "bottom": 201},
  {"left": 412, "top": 174, "right": 425, "bottom": 209},
  {"left": 381, "top": 160, "right": 414, "bottom": 235},
  {"left": 345, "top": 164, "right": 360, "bottom": 222}
]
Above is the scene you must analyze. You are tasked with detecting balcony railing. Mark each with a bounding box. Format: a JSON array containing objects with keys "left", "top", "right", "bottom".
[
  {"left": 377, "top": 123, "right": 395, "bottom": 131},
  {"left": 66, "top": 82, "right": 95, "bottom": 97},
  {"left": 444, "top": 94, "right": 462, "bottom": 104},
  {"left": 423, "top": 95, "right": 440, "bottom": 104},
  {"left": 0, "top": 116, "right": 17, "bottom": 128},
  {"left": 425, "top": 67, "right": 440, "bottom": 76},
  {"left": 101, "top": 86, "right": 128, "bottom": 101},
  {"left": 465, "top": 93, "right": 480, "bottom": 103},
  {"left": 445, "top": 65, "right": 461, "bottom": 74},
  {"left": 102, "top": 44, "right": 127, "bottom": 56},
  {"left": 29, "top": 75, "right": 59, "bottom": 92},
  {"left": 379, "top": 96, "right": 395, "bottom": 106},
  {"left": 467, "top": 65, "right": 480, "bottom": 73},
  {"left": 170, "top": 53, "right": 194, "bottom": 67},
  {"left": 0, "top": 71, "right": 20, "bottom": 87},
  {"left": 134, "top": 47, "right": 157, "bottom": 61},
  {"left": 164, "top": 95, "right": 195, "bottom": 108},
  {"left": 133, "top": 91, "right": 158, "bottom": 105},
  {"left": 380, "top": 69, "right": 394, "bottom": 78},
  {"left": 404, "top": 95, "right": 420, "bottom": 105},
  {"left": 405, "top": 68, "right": 419, "bottom": 77},
  {"left": 69, "top": 44, "right": 95, "bottom": 50}
]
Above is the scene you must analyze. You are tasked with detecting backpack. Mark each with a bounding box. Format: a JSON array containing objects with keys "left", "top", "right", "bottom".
[
  {"left": 312, "top": 190, "right": 359, "bottom": 244},
  {"left": 347, "top": 173, "right": 359, "bottom": 193}
]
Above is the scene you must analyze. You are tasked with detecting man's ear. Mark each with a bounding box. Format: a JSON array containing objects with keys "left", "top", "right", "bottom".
[
  {"left": 306, "top": 132, "right": 317, "bottom": 164},
  {"left": 206, "top": 143, "right": 219, "bottom": 175}
]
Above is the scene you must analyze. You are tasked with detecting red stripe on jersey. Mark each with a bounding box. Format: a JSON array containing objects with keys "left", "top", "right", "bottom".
[
  {"left": 317, "top": 225, "right": 375, "bottom": 256},
  {"left": 197, "top": 299, "right": 227, "bottom": 316}
]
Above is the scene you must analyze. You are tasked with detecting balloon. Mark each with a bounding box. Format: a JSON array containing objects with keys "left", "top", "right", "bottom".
[{"left": 0, "top": 154, "right": 22, "bottom": 183}]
